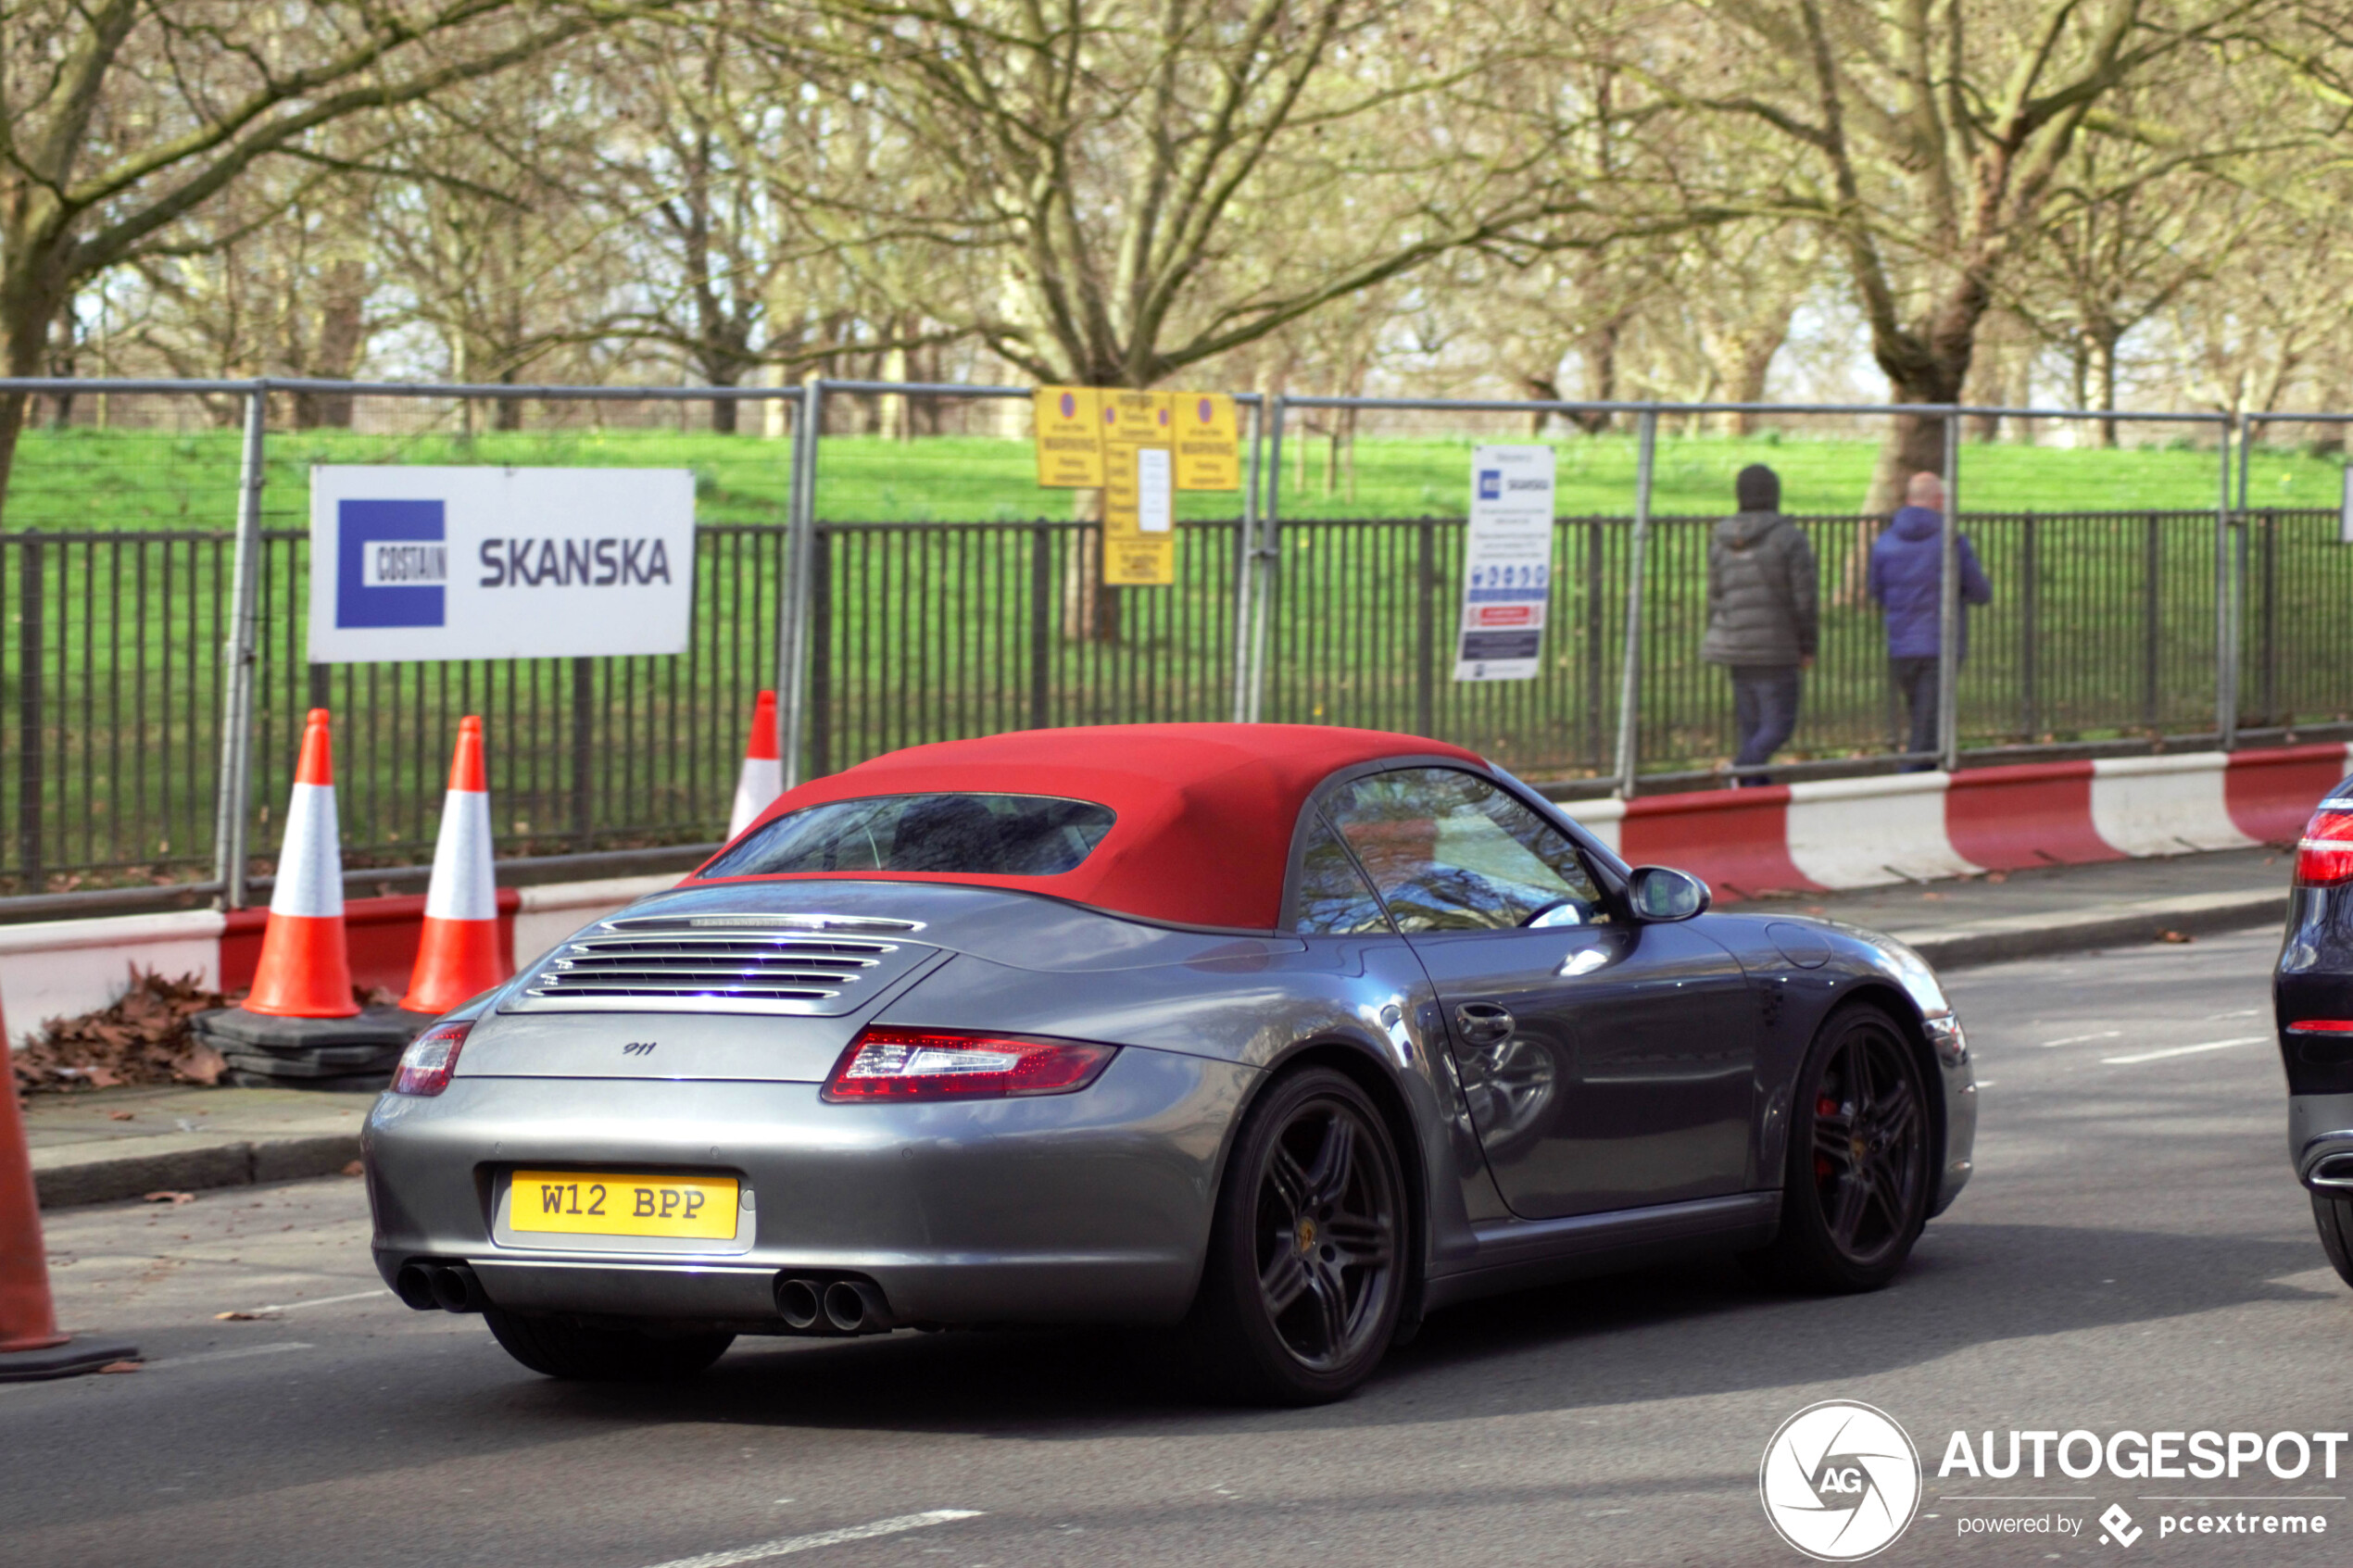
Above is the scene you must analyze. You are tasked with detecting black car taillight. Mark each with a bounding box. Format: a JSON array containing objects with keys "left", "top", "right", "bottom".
[
  {"left": 2296, "top": 808, "right": 2353, "bottom": 887},
  {"left": 821, "top": 1026, "right": 1116, "bottom": 1102}
]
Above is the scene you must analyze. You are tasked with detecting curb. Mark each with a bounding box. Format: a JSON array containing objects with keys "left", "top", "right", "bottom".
[
  {"left": 1892, "top": 888, "right": 2286, "bottom": 971},
  {"left": 34, "top": 1131, "right": 361, "bottom": 1209}
]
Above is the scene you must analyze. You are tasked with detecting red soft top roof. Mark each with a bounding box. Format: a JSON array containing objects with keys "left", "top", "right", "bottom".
[{"left": 702, "top": 723, "right": 1487, "bottom": 930}]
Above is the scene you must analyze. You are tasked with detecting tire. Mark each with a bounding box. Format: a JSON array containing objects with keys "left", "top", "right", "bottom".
[
  {"left": 1749, "top": 1001, "right": 1933, "bottom": 1294},
  {"left": 2313, "top": 1193, "right": 2353, "bottom": 1289},
  {"left": 484, "top": 1307, "right": 734, "bottom": 1382},
  {"left": 1181, "top": 1066, "right": 1407, "bottom": 1405}
]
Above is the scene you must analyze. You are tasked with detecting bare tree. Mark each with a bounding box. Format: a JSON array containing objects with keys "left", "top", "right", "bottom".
[
  {"left": 1642, "top": 0, "right": 2286, "bottom": 507},
  {"left": 0, "top": 0, "right": 661, "bottom": 513}
]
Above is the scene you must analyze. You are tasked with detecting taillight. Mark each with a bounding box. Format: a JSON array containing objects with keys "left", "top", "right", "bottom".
[
  {"left": 2289, "top": 1021, "right": 2353, "bottom": 1033},
  {"left": 2296, "top": 809, "right": 2353, "bottom": 887},
  {"left": 821, "top": 1026, "right": 1116, "bottom": 1103},
  {"left": 391, "top": 1020, "right": 472, "bottom": 1096}
]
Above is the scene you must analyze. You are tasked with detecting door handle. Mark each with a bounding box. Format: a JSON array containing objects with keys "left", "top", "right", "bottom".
[{"left": 1453, "top": 1002, "right": 1515, "bottom": 1046}]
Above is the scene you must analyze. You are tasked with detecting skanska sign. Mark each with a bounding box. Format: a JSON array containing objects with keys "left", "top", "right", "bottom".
[{"left": 307, "top": 466, "right": 694, "bottom": 663}]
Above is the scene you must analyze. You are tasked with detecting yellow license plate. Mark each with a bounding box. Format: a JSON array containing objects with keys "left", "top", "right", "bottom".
[{"left": 510, "top": 1170, "right": 738, "bottom": 1239}]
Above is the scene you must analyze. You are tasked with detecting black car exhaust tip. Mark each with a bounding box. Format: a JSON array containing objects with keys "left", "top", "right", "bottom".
[
  {"left": 823, "top": 1279, "right": 889, "bottom": 1335},
  {"left": 2309, "top": 1153, "right": 2353, "bottom": 1192},
  {"left": 775, "top": 1277, "right": 823, "bottom": 1331},
  {"left": 394, "top": 1262, "right": 440, "bottom": 1311},
  {"left": 426, "top": 1262, "right": 485, "bottom": 1313}
]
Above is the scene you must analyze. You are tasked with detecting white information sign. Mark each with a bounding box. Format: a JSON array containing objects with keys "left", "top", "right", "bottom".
[
  {"left": 307, "top": 466, "right": 695, "bottom": 664},
  {"left": 1453, "top": 445, "right": 1555, "bottom": 682},
  {"left": 1138, "top": 447, "right": 1174, "bottom": 532}
]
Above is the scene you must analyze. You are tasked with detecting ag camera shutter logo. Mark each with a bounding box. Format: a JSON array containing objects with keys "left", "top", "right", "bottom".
[{"left": 1760, "top": 1400, "right": 1922, "bottom": 1561}]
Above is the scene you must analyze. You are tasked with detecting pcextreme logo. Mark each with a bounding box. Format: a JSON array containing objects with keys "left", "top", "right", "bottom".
[{"left": 1760, "top": 1400, "right": 1924, "bottom": 1562}]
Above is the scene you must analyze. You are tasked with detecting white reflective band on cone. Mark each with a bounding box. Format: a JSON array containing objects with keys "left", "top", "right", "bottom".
[
  {"left": 422, "top": 789, "right": 497, "bottom": 922},
  {"left": 269, "top": 782, "right": 345, "bottom": 918},
  {"left": 729, "top": 756, "right": 783, "bottom": 839}
]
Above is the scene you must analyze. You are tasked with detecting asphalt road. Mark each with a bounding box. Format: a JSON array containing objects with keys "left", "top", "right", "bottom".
[{"left": 8, "top": 926, "right": 2350, "bottom": 1567}]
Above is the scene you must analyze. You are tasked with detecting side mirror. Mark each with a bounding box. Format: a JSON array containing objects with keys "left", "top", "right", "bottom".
[{"left": 1627, "top": 865, "right": 1711, "bottom": 922}]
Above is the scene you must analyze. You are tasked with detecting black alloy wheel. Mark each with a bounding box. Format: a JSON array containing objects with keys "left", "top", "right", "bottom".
[
  {"left": 1184, "top": 1066, "right": 1407, "bottom": 1403},
  {"left": 1750, "top": 1002, "right": 1932, "bottom": 1293}
]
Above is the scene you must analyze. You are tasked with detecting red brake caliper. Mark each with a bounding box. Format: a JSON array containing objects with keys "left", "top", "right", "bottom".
[{"left": 1814, "top": 1096, "right": 1840, "bottom": 1180}]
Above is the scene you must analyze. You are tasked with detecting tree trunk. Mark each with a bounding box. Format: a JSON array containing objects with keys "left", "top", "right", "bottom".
[
  {"left": 2092, "top": 330, "right": 2120, "bottom": 448},
  {"left": 0, "top": 247, "right": 73, "bottom": 528},
  {"left": 294, "top": 260, "right": 368, "bottom": 429},
  {"left": 1710, "top": 317, "right": 1789, "bottom": 437}
]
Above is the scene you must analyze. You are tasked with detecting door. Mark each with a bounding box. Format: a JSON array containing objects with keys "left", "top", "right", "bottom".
[{"left": 1320, "top": 767, "right": 1759, "bottom": 1219}]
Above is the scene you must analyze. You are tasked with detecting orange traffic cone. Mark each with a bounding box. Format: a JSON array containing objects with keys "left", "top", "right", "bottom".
[
  {"left": 1, "top": 999, "right": 137, "bottom": 1379},
  {"left": 242, "top": 709, "right": 359, "bottom": 1019},
  {"left": 727, "top": 689, "right": 783, "bottom": 838},
  {"left": 402, "top": 716, "right": 507, "bottom": 1014}
]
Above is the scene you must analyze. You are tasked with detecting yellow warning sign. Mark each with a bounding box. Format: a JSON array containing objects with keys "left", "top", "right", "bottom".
[
  {"left": 1173, "top": 393, "right": 1240, "bottom": 491},
  {"left": 1102, "top": 445, "right": 1176, "bottom": 586},
  {"left": 1101, "top": 390, "right": 1169, "bottom": 448},
  {"left": 1032, "top": 386, "right": 1103, "bottom": 487}
]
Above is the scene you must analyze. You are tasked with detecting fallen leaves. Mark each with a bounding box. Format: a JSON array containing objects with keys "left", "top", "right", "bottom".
[
  {"left": 141, "top": 1190, "right": 195, "bottom": 1206},
  {"left": 340, "top": 1160, "right": 365, "bottom": 1177},
  {"left": 95, "top": 1361, "right": 143, "bottom": 1374},
  {"left": 107, "top": 1110, "right": 135, "bottom": 1122},
  {"left": 213, "top": 1311, "right": 274, "bottom": 1322},
  {"left": 13, "top": 970, "right": 233, "bottom": 1095},
  {"left": 2158, "top": 929, "right": 2196, "bottom": 944}
]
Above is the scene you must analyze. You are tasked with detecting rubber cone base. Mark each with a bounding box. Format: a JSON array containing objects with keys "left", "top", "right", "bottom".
[{"left": 0, "top": 1337, "right": 140, "bottom": 1383}]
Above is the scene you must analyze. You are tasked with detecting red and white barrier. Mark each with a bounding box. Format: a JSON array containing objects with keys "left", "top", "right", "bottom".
[
  {"left": 1563, "top": 742, "right": 2347, "bottom": 900},
  {"left": 3, "top": 741, "right": 2347, "bottom": 1044}
]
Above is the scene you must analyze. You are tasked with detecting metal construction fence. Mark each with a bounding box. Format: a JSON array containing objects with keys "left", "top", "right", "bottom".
[{"left": 0, "top": 375, "right": 2346, "bottom": 911}]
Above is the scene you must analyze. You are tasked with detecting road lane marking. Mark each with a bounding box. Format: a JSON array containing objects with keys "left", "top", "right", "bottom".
[
  {"left": 144, "top": 1342, "right": 314, "bottom": 1370},
  {"left": 2102, "top": 1035, "right": 2268, "bottom": 1065},
  {"left": 2040, "top": 1030, "right": 2120, "bottom": 1047},
  {"left": 635, "top": 1511, "right": 984, "bottom": 1568},
  {"left": 226, "top": 1287, "right": 389, "bottom": 1317}
]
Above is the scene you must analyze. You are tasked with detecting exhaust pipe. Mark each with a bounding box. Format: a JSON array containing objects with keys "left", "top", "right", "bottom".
[
  {"left": 426, "top": 1262, "right": 485, "bottom": 1313},
  {"left": 2309, "top": 1153, "right": 2353, "bottom": 1192},
  {"left": 823, "top": 1279, "right": 888, "bottom": 1335},
  {"left": 775, "top": 1277, "right": 823, "bottom": 1330},
  {"left": 394, "top": 1262, "right": 439, "bottom": 1311}
]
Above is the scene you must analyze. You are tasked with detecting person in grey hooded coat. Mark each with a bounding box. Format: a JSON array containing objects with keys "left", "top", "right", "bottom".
[{"left": 1702, "top": 463, "right": 1818, "bottom": 785}]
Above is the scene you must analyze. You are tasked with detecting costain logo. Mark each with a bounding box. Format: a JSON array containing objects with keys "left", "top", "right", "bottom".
[
  {"left": 1478, "top": 469, "right": 1502, "bottom": 501},
  {"left": 336, "top": 498, "right": 446, "bottom": 628}
]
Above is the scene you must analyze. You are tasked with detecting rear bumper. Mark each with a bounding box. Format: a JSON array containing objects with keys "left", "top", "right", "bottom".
[
  {"left": 364, "top": 1046, "right": 1253, "bottom": 1327},
  {"left": 2289, "top": 1092, "right": 2353, "bottom": 1190}
]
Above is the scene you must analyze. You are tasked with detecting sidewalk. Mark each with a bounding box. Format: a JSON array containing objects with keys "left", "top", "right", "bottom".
[
  {"left": 17, "top": 848, "right": 2297, "bottom": 1208},
  {"left": 23, "top": 1084, "right": 370, "bottom": 1208},
  {"left": 1753, "top": 845, "right": 2291, "bottom": 968}
]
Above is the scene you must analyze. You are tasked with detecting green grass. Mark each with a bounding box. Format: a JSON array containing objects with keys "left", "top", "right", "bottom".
[{"left": 2, "top": 425, "right": 2342, "bottom": 531}]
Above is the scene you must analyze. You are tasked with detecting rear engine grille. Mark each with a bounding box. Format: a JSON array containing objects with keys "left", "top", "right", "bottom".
[{"left": 514, "top": 930, "right": 927, "bottom": 1015}]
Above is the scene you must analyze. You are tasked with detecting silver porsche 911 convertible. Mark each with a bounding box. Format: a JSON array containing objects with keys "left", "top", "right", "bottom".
[{"left": 366, "top": 723, "right": 1974, "bottom": 1402}]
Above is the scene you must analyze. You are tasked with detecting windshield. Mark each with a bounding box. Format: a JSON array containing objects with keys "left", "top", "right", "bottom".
[{"left": 698, "top": 794, "right": 1116, "bottom": 880}]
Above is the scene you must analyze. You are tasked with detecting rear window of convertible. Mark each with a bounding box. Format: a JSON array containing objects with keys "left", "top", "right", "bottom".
[{"left": 698, "top": 794, "right": 1117, "bottom": 879}]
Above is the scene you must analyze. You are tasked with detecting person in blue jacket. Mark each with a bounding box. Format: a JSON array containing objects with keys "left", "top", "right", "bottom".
[{"left": 1869, "top": 471, "right": 1992, "bottom": 771}]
